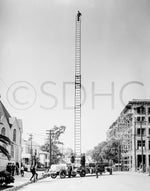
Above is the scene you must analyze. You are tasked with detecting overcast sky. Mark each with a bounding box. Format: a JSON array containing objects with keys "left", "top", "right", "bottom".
[{"left": 0, "top": 0, "right": 150, "bottom": 152}]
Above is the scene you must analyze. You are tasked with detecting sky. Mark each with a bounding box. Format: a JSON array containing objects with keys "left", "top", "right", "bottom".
[{"left": 1, "top": 0, "right": 150, "bottom": 152}]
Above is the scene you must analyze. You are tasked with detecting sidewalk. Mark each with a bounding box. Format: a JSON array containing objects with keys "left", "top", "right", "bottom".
[
  {"left": 113, "top": 170, "right": 150, "bottom": 177},
  {"left": 4, "top": 171, "right": 45, "bottom": 191}
]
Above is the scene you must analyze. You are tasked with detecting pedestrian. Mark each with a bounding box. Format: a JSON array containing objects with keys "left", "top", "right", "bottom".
[
  {"left": 30, "top": 166, "right": 38, "bottom": 181},
  {"left": 6, "top": 163, "right": 12, "bottom": 174},
  {"left": 95, "top": 164, "right": 100, "bottom": 178},
  {"left": 16, "top": 162, "right": 19, "bottom": 175},
  {"left": 12, "top": 163, "right": 15, "bottom": 176},
  {"left": 68, "top": 165, "right": 72, "bottom": 178},
  {"left": 20, "top": 165, "right": 24, "bottom": 177},
  {"left": 95, "top": 163, "right": 103, "bottom": 178},
  {"left": 139, "top": 163, "right": 143, "bottom": 173}
]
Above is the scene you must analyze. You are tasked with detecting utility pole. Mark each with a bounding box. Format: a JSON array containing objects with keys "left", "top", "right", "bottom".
[
  {"left": 29, "top": 134, "right": 33, "bottom": 166},
  {"left": 46, "top": 130, "right": 52, "bottom": 168}
]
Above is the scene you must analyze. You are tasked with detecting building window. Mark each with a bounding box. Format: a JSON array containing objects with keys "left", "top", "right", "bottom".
[
  {"left": 137, "top": 128, "right": 146, "bottom": 136},
  {"left": 11, "top": 145, "right": 14, "bottom": 158},
  {"left": 149, "top": 141, "right": 150, "bottom": 150},
  {"left": 136, "top": 117, "right": 141, "bottom": 122},
  {"left": 149, "top": 129, "right": 150, "bottom": 135},
  {"left": 137, "top": 140, "right": 145, "bottom": 150},
  {"left": 148, "top": 107, "right": 150, "bottom": 114},
  {"left": 142, "top": 117, "right": 145, "bottom": 122},
  {"left": 137, "top": 106, "right": 146, "bottom": 114},
  {"left": 13, "top": 129, "right": 16, "bottom": 142},
  {"left": 1, "top": 127, "right": 6, "bottom": 136},
  {"left": 136, "top": 117, "right": 146, "bottom": 123}
]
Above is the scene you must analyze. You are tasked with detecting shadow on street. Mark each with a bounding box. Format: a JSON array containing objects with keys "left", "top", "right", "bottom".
[{"left": 0, "top": 185, "right": 14, "bottom": 190}]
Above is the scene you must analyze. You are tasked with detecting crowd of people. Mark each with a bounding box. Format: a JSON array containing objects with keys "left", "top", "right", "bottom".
[{"left": 6, "top": 162, "right": 21, "bottom": 176}]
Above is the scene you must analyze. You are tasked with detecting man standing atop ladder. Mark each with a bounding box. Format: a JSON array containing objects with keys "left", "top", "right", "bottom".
[
  {"left": 77, "top": 11, "right": 82, "bottom": 21},
  {"left": 74, "top": 10, "right": 82, "bottom": 158}
]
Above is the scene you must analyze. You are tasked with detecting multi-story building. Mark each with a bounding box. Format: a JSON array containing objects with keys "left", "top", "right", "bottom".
[
  {"left": 0, "top": 100, "right": 23, "bottom": 171},
  {"left": 107, "top": 99, "right": 150, "bottom": 172}
]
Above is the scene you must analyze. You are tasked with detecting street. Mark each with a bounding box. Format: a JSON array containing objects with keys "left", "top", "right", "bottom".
[{"left": 19, "top": 172, "right": 150, "bottom": 191}]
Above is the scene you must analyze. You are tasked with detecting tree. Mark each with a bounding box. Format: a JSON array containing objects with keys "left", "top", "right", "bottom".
[
  {"left": 0, "top": 134, "right": 12, "bottom": 160},
  {"left": 91, "top": 141, "right": 107, "bottom": 162},
  {"left": 101, "top": 139, "right": 120, "bottom": 163},
  {"left": 41, "top": 125, "right": 66, "bottom": 164},
  {"left": 51, "top": 125, "right": 66, "bottom": 144},
  {"left": 41, "top": 142, "right": 63, "bottom": 164},
  {"left": 90, "top": 139, "right": 121, "bottom": 164}
]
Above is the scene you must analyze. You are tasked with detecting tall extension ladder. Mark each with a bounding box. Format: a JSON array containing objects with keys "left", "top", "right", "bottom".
[{"left": 74, "top": 12, "right": 82, "bottom": 157}]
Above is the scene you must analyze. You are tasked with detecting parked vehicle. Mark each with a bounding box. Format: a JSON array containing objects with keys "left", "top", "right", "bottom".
[
  {"left": 50, "top": 164, "right": 68, "bottom": 179},
  {"left": 76, "top": 166, "right": 88, "bottom": 177},
  {"left": 42, "top": 164, "right": 68, "bottom": 179},
  {"left": 42, "top": 162, "right": 112, "bottom": 179},
  {"left": 94, "top": 162, "right": 113, "bottom": 175},
  {"left": 59, "top": 164, "right": 87, "bottom": 178},
  {"left": 0, "top": 170, "right": 14, "bottom": 186},
  {"left": 44, "top": 163, "right": 87, "bottom": 179}
]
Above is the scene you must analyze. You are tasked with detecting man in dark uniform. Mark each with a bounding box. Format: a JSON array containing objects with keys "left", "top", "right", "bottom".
[
  {"left": 95, "top": 163, "right": 104, "bottom": 178},
  {"left": 95, "top": 163, "right": 100, "bottom": 178},
  {"left": 77, "top": 11, "right": 82, "bottom": 21},
  {"left": 68, "top": 165, "right": 72, "bottom": 178},
  {"left": 6, "top": 163, "right": 12, "bottom": 174},
  {"left": 12, "top": 163, "right": 15, "bottom": 176}
]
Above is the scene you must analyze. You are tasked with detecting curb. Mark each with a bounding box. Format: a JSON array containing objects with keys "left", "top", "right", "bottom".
[{"left": 4, "top": 176, "right": 45, "bottom": 191}]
